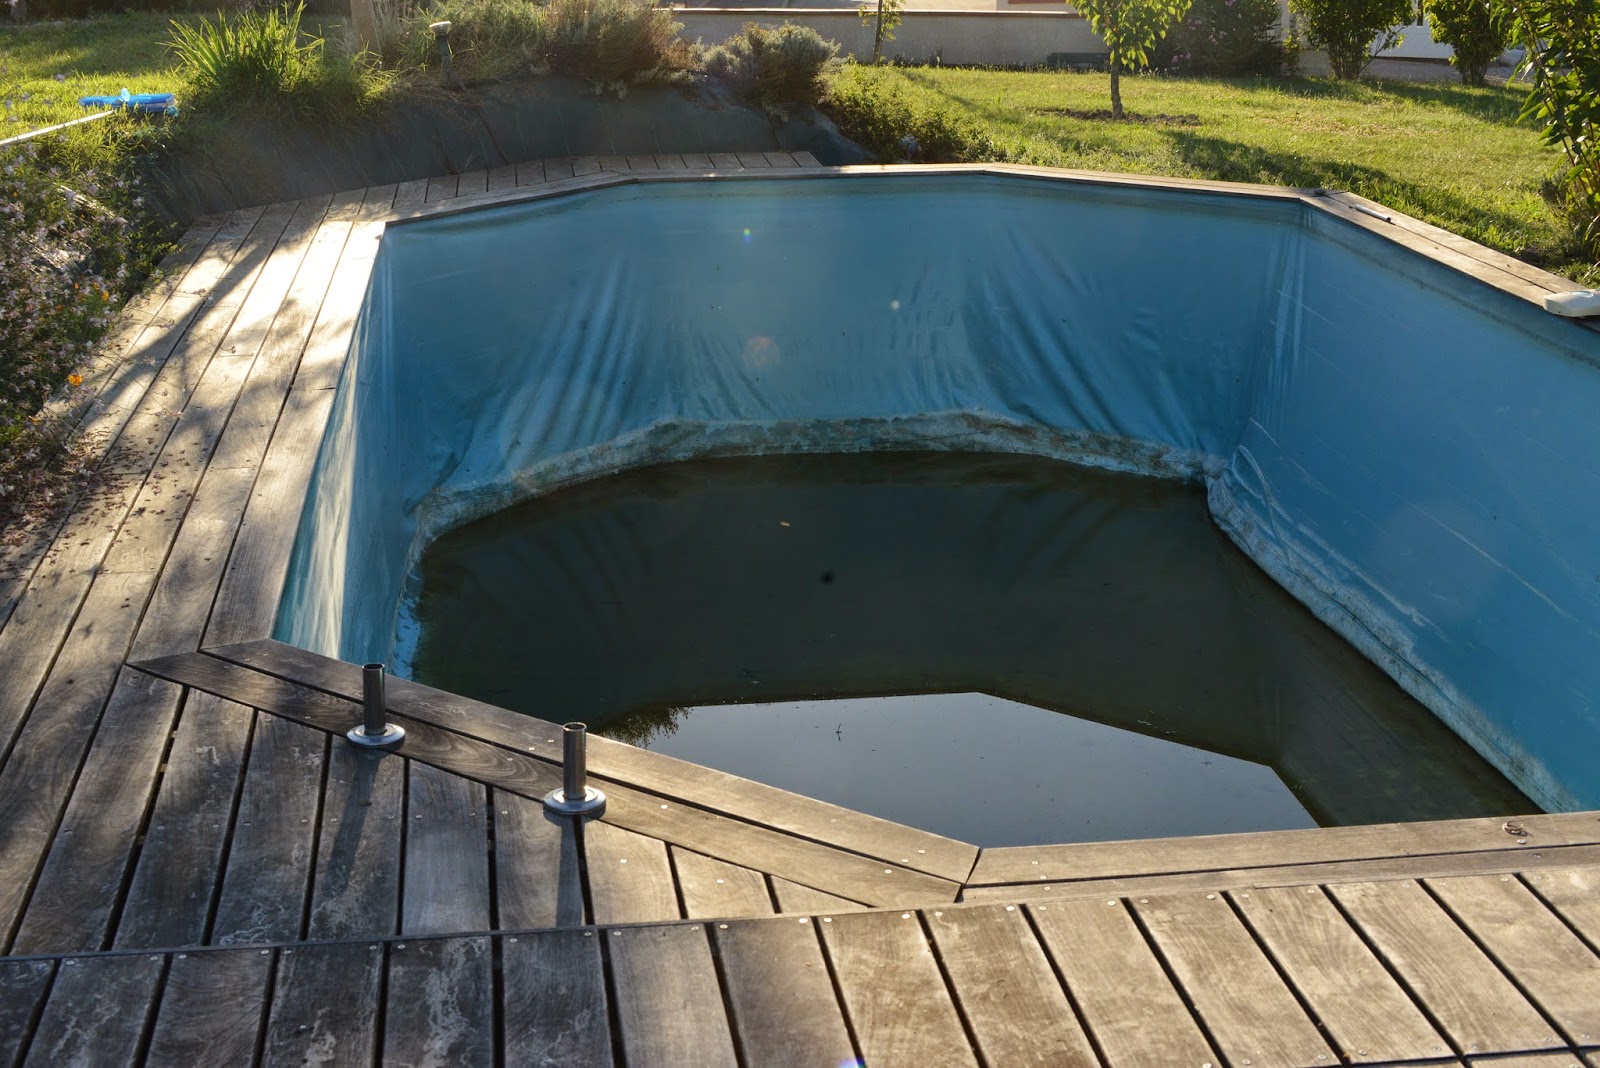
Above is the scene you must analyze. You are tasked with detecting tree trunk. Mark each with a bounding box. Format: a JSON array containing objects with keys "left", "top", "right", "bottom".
[
  {"left": 1109, "top": 56, "right": 1123, "bottom": 119},
  {"left": 874, "top": 0, "right": 885, "bottom": 62}
]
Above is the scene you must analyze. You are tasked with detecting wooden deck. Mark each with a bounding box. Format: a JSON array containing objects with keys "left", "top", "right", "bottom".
[{"left": 1, "top": 153, "right": 1598, "bottom": 1066}]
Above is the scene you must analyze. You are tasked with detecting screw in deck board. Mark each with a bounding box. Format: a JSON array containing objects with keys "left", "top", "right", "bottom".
[
  {"left": 347, "top": 663, "right": 406, "bottom": 749},
  {"left": 544, "top": 722, "right": 607, "bottom": 816}
]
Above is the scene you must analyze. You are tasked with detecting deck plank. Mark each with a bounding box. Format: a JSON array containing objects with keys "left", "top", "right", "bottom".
[
  {"left": 203, "top": 641, "right": 977, "bottom": 882},
  {"left": 425, "top": 174, "right": 460, "bottom": 202},
  {"left": 0, "top": 959, "right": 53, "bottom": 1068},
  {"left": 494, "top": 789, "right": 585, "bottom": 930},
  {"left": 384, "top": 936, "right": 494, "bottom": 1067},
  {"left": 608, "top": 923, "right": 737, "bottom": 1068},
  {"left": 971, "top": 813, "right": 1600, "bottom": 885},
  {"left": 715, "top": 916, "right": 855, "bottom": 1067},
  {"left": 307, "top": 745, "right": 404, "bottom": 940},
  {"left": 769, "top": 877, "right": 864, "bottom": 914},
  {"left": 502, "top": 929, "right": 614, "bottom": 1067},
  {"left": 585, "top": 820, "right": 679, "bottom": 925},
  {"left": 403, "top": 762, "right": 492, "bottom": 936},
  {"left": 1329, "top": 879, "right": 1564, "bottom": 1053},
  {"left": 515, "top": 160, "right": 547, "bottom": 185},
  {"left": 1428, "top": 874, "right": 1600, "bottom": 1044},
  {"left": 1028, "top": 898, "right": 1217, "bottom": 1068},
  {"left": 211, "top": 713, "right": 326, "bottom": 945},
  {"left": 925, "top": 903, "right": 1098, "bottom": 1067},
  {"left": 392, "top": 178, "right": 429, "bottom": 210},
  {"left": 1133, "top": 891, "right": 1335, "bottom": 1068},
  {"left": 457, "top": 169, "right": 489, "bottom": 195},
  {"left": 487, "top": 164, "right": 518, "bottom": 192},
  {"left": 820, "top": 909, "right": 978, "bottom": 1068},
  {"left": 962, "top": 841, "right": 1600, "bottom": 903},
  {"left": 114, "top": 689, "right": 253, "bottom": 949},
  {"left": 262, "top": 941, "right": 382, "bottom": 1067},
  {"left": 1523, "top": 866, "right": 1600, "bottom": 946},
  {"left": 24, "top": 954, "right": 162, "bottom": 1067},
  {"left": 0, "top": 572, "right": 155, "bottom": 951},
  {"left": 10, "top": 671, "right": 183, "bottom": 954},
  {"left": 671, "top": 847, "right": 773, "bottom": 919},
  {"left": 1233, "top": 884, "right": 1450, "bottom": 1063},
  {"left": 145, "top": 948, "right": 272, "bottom": 1065}
]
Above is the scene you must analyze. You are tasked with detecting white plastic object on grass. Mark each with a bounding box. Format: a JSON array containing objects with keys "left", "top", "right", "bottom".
[{"left": 1544, "top": 289, "right": 1600, "bottom": 317}]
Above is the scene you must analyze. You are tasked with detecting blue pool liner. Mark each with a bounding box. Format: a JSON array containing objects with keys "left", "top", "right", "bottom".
[{"left": 274, "top": 173, "right": 1600, "bottom": 813}]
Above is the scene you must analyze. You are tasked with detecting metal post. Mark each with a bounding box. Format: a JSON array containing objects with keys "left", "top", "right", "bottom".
[
  {"left": 347, "top": 663, "right": 405, "bottom": 749},
  {"left": 431, "top": 21, "right": 458, "bottom": 88},
  {"left": 544, "top": 722, "right": 606, "bottom": 816}
]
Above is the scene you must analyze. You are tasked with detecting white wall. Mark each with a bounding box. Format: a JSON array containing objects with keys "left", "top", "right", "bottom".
[{"left": 676, "top": 8, "right": 1103, "bottom": 66}]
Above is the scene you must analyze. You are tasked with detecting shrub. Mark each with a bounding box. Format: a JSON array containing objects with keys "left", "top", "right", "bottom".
[
  {"left": 1288, "top": 0, "right": 1413, "bottom": 79},
  {"left": 544, "top": 0, "right": 697, "bottom": 91},
  {"left": 825, "top": 63, "right": 1004, "bottom": 162},
  {"left": 1421, "top": 0, "right": 1509, "bottom": 86},
  {"left": 704, "top": 23, "right": 839, "bottom": 116},
  {"left": 0, "top": 145, "right": 137, "bottom": 515},
  {"left": 1154, "top": 0, "right": 1286, "bottom": 76},
  {"left": 1496, "top": 0, "right": 1600, "bottom": 249},
  {"left": 168, "top": 3, "right": 384, "bottom": 117}
]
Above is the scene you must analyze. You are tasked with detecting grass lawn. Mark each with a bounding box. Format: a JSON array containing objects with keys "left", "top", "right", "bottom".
[
  {"left": 827, "top": 65, "right": 1586, "bottom": 282},
  {"left": 1, "top": 13, "right": 187, "bottom": 133}
]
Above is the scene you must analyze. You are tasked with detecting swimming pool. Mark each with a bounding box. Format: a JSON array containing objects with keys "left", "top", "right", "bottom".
[{"left": 274, "top": 170, "right": 1600, "bottom": 815}]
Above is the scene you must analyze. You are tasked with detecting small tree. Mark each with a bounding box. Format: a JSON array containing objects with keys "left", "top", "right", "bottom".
[
  {"left": 1072, "top": 0, "right": 1193, "bottom": 119},
  {"left": 857, "top": 0, "right": 904, "bottom": 63},
  {"left": 1421, "top": 0, "right": 1510, "bottom": 86},
  {"left": 1288, "top": 0, "right": 1413, "bottom": 79},
  {"left": 1495, "top": 0, "right": 1600, "bottom": 246}
]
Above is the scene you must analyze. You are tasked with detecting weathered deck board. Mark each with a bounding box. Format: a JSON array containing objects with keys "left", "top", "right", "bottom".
[
  {"left": 1028, "top": 898, "right": 1218, "bottom": 1068},
  {"left": 263, "top": 941, "right": 382, "bottom": 1067},
  {"left": 307, "top": 744, "right": 404, "bottom": 940},
  {"left": 1522, "top": 866, "right": 1600, "bottom": 947},
  {"left": 384, "top": 936, "right": 494, "bottom": 1067},
  {"left": 769, "top": 877, "right": 865, "bottom": 914},
  {"left": 210, "top": 713, "right": 325, "bottom": 945},
  {"left": 1427, "top": 874, "right": 1600, "bottom": 1045},
  {"left": 113, "top": 690, "right": 253, "bottom": 950},
  {"left": 971, "top": 812, "right": 1600, "bottom": 885},
  {"left": 0, "top": 959, "right": 53, "bottom": 1068},
  {"left": 25, "top": 954, "right": 162, "bottom": 1067},
  {"left": 144, "top": 947, "right": 272, "bottom": 1065},
  {"left": 10, "top": 671, "right": 182, "bottom": 954},
  {"left": 1329, "top": 879, "right": 1564, "bottom": 1053},
  {"left": 0, "top": 574, "right": 155, "bottom": 951},
  {"left": 1233, "top": 884, "right": 1450, "bottom": 1063},
  {"left": 493, "top": 789, "right": 585, "bottom": 930},
  {"left": 1134, "top": 891, "right": 1336, "bottom": 1068},
  {"left": 501, "top": 929, "right": 614, "bottom": 1067},
  {"left": 585, "top": 820, "right": 679, "bottom": 925},
  {"left": 403, "top": 762, "right": 492, "bottom": 935},
  {"left": 820, "top": 909, "right": 978, "bottom": 1068},
  {"left": 608, "top": 923, "right": 737, "bottom": 1068},
  {"left": 671, "top": 847, "right": 773, "bottom": 919},
  {"left": 925, "top": 903, "right": 1098, "bottom": 1067},
  {"left": 714, "top": 916, "right": 856, "bottom": 1067}
]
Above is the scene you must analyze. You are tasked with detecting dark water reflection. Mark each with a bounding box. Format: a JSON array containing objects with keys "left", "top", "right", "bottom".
[{"left": 412, "top": 452, "right": 1531, "bottom": 846}]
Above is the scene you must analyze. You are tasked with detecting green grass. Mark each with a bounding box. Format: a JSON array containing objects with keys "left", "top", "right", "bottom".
[
  {"left": 1, "top": 13, "right": 186, "bottom": 131},
  {"left": 828, "top": 65, "right": 1590, "bottom": 281}
]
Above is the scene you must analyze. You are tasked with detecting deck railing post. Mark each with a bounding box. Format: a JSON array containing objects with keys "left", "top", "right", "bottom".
[
  {"left": 347, "top": 663, "right": 406, "bottom": 749},
  {"left": 544, "top": 722, "right": 606, "bottom": 816}
]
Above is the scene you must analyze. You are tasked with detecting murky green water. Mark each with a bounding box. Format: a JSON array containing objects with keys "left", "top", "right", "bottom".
[{"left": 411, "top": 453, "right": 1531, "bottom": 847}]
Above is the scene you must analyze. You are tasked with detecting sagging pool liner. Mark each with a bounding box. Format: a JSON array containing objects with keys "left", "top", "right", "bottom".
[{"left": 274, "top": 173, "right": 1600, "bottom": 813}]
